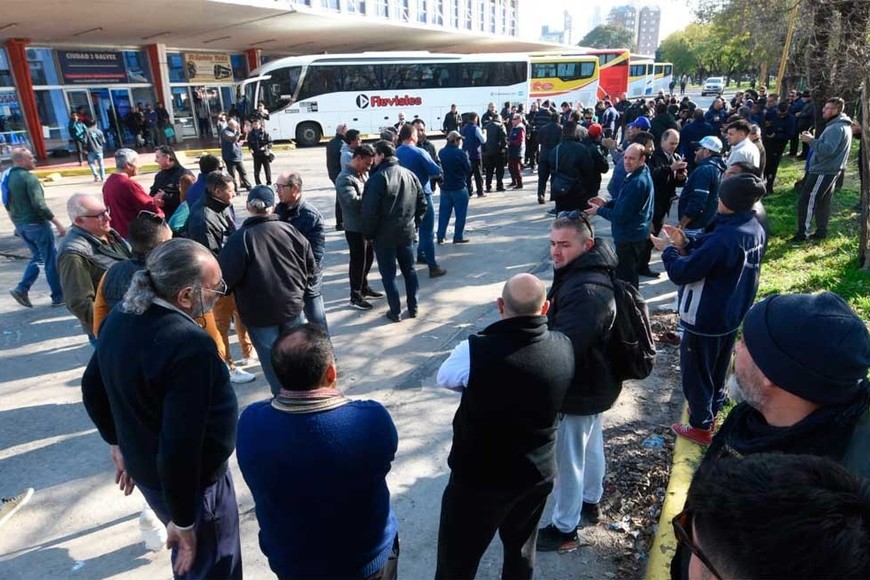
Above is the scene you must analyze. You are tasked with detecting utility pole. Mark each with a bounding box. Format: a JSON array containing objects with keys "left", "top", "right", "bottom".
[{"left": 776, "top": 1, "right": 801, "bottom": 90}]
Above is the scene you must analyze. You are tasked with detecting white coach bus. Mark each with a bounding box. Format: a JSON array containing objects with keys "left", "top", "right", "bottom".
[{"left": 239, "top": 52, "right": 530, "bottom": 146}]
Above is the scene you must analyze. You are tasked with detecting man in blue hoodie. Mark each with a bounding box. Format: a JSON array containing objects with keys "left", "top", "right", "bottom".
[
  {"left": 794, "top": 97, "right": 853, "bottom": 241},
  {"left": 676, "top": 136, "right": 726, "bottom": 235},
  {"left": 651, "top": 173, "right": 767, "bottom": 446},
  {"left": 586, "top": 143, "right": 654, "bottom": 289}
]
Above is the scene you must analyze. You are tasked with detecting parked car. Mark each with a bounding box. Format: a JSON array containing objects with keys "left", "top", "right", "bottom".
[{"left": 701, "top": 77, "right": 725, "bottom": 97}]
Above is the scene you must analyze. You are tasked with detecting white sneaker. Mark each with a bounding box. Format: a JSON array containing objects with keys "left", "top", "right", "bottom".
[
  {"left": 228, "top": 366, "right": 255, "bottom": 384},
  {"left": 237, "top": 352, "right": 259, "bottom": 367},
  {"left": 0, "top": 488, "right": 34, "bottom": 528}
]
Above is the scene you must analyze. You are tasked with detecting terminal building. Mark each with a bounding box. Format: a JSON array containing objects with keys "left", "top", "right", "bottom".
[{"left": 0, "top": 0, "right": 558, "bottom": 161}]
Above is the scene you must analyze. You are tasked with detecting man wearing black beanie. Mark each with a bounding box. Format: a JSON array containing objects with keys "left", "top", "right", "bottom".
[
  {"left": 651, "top": 173, "right": 767, "bottom": 445},
  {"left": 669, "top": 292, "right": 870, "bottom": 578}
]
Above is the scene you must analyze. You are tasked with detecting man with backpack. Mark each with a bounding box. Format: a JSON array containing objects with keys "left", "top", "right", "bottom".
[
  {"left": 650, "top": 173, "right": 767, "bottom": 446},
  {"left": 536, "top": 211, "right": 621, "bottom": 553}
]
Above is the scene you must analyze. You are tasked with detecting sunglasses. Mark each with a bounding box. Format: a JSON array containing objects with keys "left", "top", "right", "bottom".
[
  {"left": 672, "top": 510, "right": 723, "bottom": 580},
  {"left": 137, "top": 210, "right": 165, "bottom": 224},
  {"left": 81, "top": 208, "right": 110, "bottom": 220},
  {"left": 557, "top": 210, "right": 594, "bottom": 237}
]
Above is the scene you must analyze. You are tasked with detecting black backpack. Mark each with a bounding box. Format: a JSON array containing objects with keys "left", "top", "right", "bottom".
[{"left": 583, "top": 271, "right": 657, "bottom": 381}]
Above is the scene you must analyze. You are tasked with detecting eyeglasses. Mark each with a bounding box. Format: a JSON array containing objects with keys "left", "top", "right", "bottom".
[
  {"left": 672, "top": 510, "right": 723, "bottom": 580},
  {"left": 197, "top": 278, "right": 227, "bottom": 297},
  {"left": 137, "top": 210, "right": 165, "bottom": 224},
  {"left": 557, "top": 210, "right": 594, "bottom": 238},
  {"left": 81, "top": 208, "right": 110, "bottom": 220}
]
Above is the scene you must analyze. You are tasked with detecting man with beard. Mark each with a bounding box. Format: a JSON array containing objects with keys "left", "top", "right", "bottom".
[{"left": 149, "top": 145, "right": 192, "bottom": 219}]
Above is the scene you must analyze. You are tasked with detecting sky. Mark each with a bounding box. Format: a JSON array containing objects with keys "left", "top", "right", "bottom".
[{"left": 519, "top": 0, "right": 697, "bottom": 46}]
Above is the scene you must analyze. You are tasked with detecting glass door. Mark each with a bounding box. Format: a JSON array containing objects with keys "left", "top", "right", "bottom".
[
  {"left": 111, "top": 88, "right": 133, "bottom": 146},
  {"left": 66, "top": 90, "right": 94, "bottom": 125},
  {"left": 170, "top": 87, "right": 197, "bottom": 139},
  {"left": 90, "top": 89, "right": 124, "bottom": 150}
]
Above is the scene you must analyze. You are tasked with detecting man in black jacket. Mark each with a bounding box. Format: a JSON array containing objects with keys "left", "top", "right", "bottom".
[
  {"left": 188, "top": 171, "right": 255, "bottom": 384},
  {"left": 220, "top": 185, "right": 316, "bottom": 395},
  {"left": 327, "top": 124, "right": 347, "bottom": 230},
  {"left": 360, "top": 140, "right": 427, "bottom": 323},
  {"left": 435, "top": 273, "right": 574, "bottom": 578},
  {"left": 536, "top": 112, "right": 562, "bottom": 205},
  {"left": 640, "top": 129, "right": 686, "bottom": 277},
  {"left": 483, "top": 115, "right": 507, "bottom": 193},
  {"left": 537, "top": 213, "right": 620, "bottom": 553},
  {"left": 549, "top": 122, "right": 596, "bottom": 213},
  {"left": 149, "top": 145, "right": 192, "bottom": 219},
  {"left": 82, "top": 238, "right": 241, "bottom": 579}
]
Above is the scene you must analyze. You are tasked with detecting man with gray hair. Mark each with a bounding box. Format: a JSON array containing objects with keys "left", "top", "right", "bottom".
[
  {"left": 58, "top": 193, "right": 131, "bottom": 340},
  {"left": 4, "top": 147, "right": 67, "bottom": 308},
  {"left": 81, "top": 238, "right": 242, "bottom": 579},
  {"left": 220, "top": 185, "right": 316, "bottom": 395},
  {"left": 102, "top": 148, "right": 164, "bottom": 239}
]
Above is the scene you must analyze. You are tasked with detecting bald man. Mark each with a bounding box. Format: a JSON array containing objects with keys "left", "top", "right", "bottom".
[{"left": 435, "top": 274, "right": 575, "bottom": 579}]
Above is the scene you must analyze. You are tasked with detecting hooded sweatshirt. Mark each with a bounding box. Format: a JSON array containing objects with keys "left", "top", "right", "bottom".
[{"left": 808, "top": 112, "right": 853, "bottom": 174}]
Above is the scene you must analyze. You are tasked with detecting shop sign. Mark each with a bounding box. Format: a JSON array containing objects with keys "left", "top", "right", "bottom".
[
  {"left": 57, "top": 50, "right": 127, "bottom": 84},
  {"left": 182, "top": 53, "right": 233, "bottom": 83}
]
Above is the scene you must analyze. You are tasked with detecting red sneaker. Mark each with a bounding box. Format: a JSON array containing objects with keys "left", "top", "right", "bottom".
[{"left": 671, "top": 423, "right": 713, "bottom": 446}]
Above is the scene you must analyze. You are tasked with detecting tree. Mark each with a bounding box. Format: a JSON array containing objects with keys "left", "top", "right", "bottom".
[{"left": 578, "top": 25, "right": 635, "bottom": 51}]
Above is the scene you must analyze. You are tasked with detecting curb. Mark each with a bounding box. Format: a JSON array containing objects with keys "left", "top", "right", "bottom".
[
  {"left": 645, "top": 404, "right": 705, "bottom": 580},
  {"left": 34, "top": 143, "right": 297, "bottom": 180}
]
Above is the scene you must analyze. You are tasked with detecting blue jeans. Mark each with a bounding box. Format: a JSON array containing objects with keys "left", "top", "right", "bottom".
[
  {"left": 15, "top": 222, "right": 62, "bottom": 303},
  {"left": 437, "top": 188, "right": 469, "bottom": 242},
  {"left": 374, "top": 240, "right": 418, "bottom": 317},
  {"left": 303, "top": 269, "right": 329, "bottom": 334},
  {"left": 138, "top": 471, "right": 242, "bottom": 580},
  {"left": 87, "top": 151, "right": 105, "bottom": 180},
  {"left": 247, "top": 314, "right": 306, "bottom": 395},
  {"left": 416, "top": 193, "right": 439, "bottom": 268}
]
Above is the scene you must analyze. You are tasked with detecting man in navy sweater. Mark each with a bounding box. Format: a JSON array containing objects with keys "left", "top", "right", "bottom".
[
  {"left": 651, "top": 173, "right": 767, "bottom": 445},
  {"left": 237, "top": 324, "right": 399, "bottom": 579},
  {"left": 435, "top": 273, "right": 574, "bottom": 577},
  {"left": 586, "top": 143, "right": 654, "bottom": 289},
  {"left": 81, "top": 238, "right": 241, "bottom": 579}
]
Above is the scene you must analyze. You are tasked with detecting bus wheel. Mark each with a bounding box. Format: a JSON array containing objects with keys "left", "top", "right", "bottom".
[{"left": 295, "top": 122, "right": 322, "bottom": 147}]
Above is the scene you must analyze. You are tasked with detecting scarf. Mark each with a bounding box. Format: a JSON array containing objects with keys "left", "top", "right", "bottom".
[
  {"left": 271, "top": 387, "right": 348, "bottom": 414},
  {"left": 703, "top": 380, "right": 870, "bottom": 469}
]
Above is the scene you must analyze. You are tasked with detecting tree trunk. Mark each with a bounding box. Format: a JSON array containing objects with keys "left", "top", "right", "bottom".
[
  {"left": 860, "top": 79, "right": 870, "bottom": 269},
  {"left": 807, "top": 0, "right": 834, "bottom": 134}
]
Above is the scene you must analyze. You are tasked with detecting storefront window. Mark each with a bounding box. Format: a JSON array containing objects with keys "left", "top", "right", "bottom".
[
  {"left": 167, "top": 53, "right": 186, "bottom": 83},
  {"left": 0, "top": 50, "right": 14, "bottom": 87},
  {"left": 28, "top": 48, "right": 61, "bottom": 86},
  {"left": 231, "top": 54, "right": 248, "bottom": 82},
  {"left": 124, "top": 50, "right": 152, "bottom": 84},
  {"left": 131, "top": 87, "right": 156, "bottom": 108},
  {"left": 0, "top": 90, "right": 32, "bottom": 163},
  {"left": 34, "top": 89, "right": 69, "bottom": 151}
]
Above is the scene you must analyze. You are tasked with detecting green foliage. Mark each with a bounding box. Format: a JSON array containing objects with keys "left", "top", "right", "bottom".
[
  {"left": 578, "top": 25, "right": 636, "bottom": 51},
  {"left": 757, "top": 152, "right": 870, "bottom": 320},
  {"left": 659, "top": 22, "right": 751, "bottom": 78}
]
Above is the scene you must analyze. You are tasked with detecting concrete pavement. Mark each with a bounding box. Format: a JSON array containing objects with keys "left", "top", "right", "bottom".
[{"left": 0, "top": 141, "right": 679, "bottom": 579}]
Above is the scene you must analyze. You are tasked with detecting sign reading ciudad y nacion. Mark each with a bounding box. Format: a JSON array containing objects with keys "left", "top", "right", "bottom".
[
  {"left": 182, "top": 52, "right": 234, "bottom": 83},
  {"left": 57, "top": 50, "right": 128, "bottom": 85}
]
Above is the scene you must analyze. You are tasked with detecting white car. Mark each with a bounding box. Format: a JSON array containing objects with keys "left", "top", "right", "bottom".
[{"left": 701, "top": 77, "right": 725, "bottom": 97}]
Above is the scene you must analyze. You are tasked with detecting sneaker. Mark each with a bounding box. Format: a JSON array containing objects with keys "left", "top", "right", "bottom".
[
  {"left": 9, "top": 289, "right": 32, "bottom": 308},
  {"left": 581, "top": 502, "right": 601, "bottom": 524},
  {"left": 536, "top": 524, "right": 580, "bottom": 553},
  {"left": 228, "top": 366, "right": 256, "bottom": 384},
  {"left": 453, "top": 239, "right": 470, "bottom": 244},
  {"left": 363, "top": 287, "right": 384, "bottom": 299},
  {"left": 350, "top": 298, "right": 374, "bottom": 310},
  {"left": 237, "top": 352, "right": 259, "bottom": 367},
  {"left": 437, "top": 238, "right": 445, "bottom": 245},
  {"left": 477, "top": 192, "right": 488, "bottom": 198},
  {"left": 671, "top": 423, "right": 713, "bottom": 446},
  {"left": 429, "top": 266, "right": 447, "bottom": 278},
  {"left": 50, "top": 300, "right": 65, "bottom": 308},
  {"left": 496, "top": 187, "right": 506, "bottom": 192},
  {"left": 0, "top": 488, "right": 34, "bottom": 528},
  {"left": 385, "top": 311, "right": 402, "bottom": 323}
]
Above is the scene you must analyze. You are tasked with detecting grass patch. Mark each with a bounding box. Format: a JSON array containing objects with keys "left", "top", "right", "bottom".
[{"left": 757, "top": 149, "right": 870, "bottom": 320}]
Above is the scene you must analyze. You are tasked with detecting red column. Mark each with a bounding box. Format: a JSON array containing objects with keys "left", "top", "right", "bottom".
[
  {"left": 6, "top": 38, "right": 47, "bottom": 160},
  {"left": 146, "top": 44, "right": 165, "bottom": 105},
  {"left": 245, "top": 49, "right": 261, "bottom": 74}
]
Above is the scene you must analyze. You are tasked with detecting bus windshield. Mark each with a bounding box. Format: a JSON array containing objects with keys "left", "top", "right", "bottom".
[{"left": 260, "top": 66, "right": 302, "bottom": 113}]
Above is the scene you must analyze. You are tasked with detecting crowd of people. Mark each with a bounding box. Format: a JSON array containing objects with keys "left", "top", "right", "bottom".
[{"left": 2, "top": 78, "right": 869, "bottom": 579}]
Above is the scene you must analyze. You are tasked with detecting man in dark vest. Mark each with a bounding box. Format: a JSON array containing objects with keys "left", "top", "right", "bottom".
[
  {"left": 58, "top": 193, "right": 131, "bottom": 342},
  {"left": 435, "top": 273, "right": 574, "bottom": 579}
]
